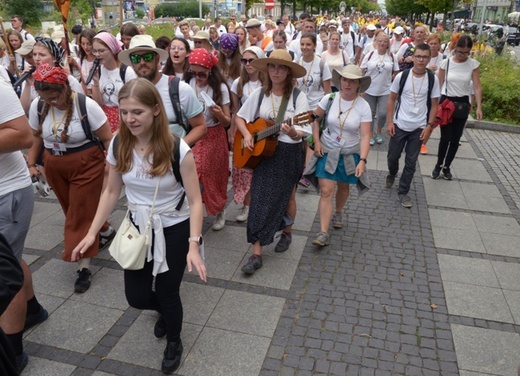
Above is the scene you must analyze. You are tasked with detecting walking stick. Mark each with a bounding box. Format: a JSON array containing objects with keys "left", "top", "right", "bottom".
[
  {"left": 53, "top": 0, "right": 74, "bottom": 72},
  {"left": 0, "top": 17, "right": 21, "bottom": 77}
]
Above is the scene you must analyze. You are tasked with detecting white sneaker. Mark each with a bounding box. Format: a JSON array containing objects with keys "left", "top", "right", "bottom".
[
  {"left": 212, "top": 211, "right": 226, "bottom": 231},
  {"left": 236, "top": 206, "right": 249, "bottom": 222}
]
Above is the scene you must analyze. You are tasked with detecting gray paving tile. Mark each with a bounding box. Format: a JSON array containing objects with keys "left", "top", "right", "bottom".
[
  {"left": 446, "top": 158, "right": 493, "bottom": 182},
  {"left": 204, "top": 246, "right": 248, "bottom": 280},
  {"left": 69, "top": 268, "right": 129, "bottom": 311},
  {"left": 423, "top": 179, "right": 468, "bottom": 209},
  {"left": 108, "top": 314, "right": 202, "bottom": 370},
  {"left": 432, "top": 226, "right": 485, "bottom": 253},
  {"left": 26, "top": 223, "right": 64, "bottom": 251},
  {"left": 492, "top": 261, "right": 520, "bottom": 291},
  {"left": 418, "top": 154, "right": 440, "bottom": 177},
  {"left": 460, "top": 182, "right": 511, "bottom": 214},
  {"left": 203, "top": 225, "right": 249, "bottom": 251},
  {"left": 224, "top": 201, "right": 248, "bottom": 225},
  {"left": 472, "top": 214, "right": 520, "bottom": 236},
  {"left": 206, "top": 289, "right": 285, "bottom": 337},
  {"left": 23, "top": 293, "right": 65, "bottom": 338},
  {"left": 452, "top": 324, "right": 520, "bottom": 375},
  {"left": 443, "top": 281, "right": 514, "bottom": 323},
  {"left": 503, "top": 290, "right": 520, "bottom": 325},
  {"left": 92, "top": 372, "right": 115, "bottom": 376},
  {"left": 266, "top": 233, "right": 307, "bottom": 262},
  {"left": 30, "top": 201, "right": 62, "bottom": 227},
  {"left": 21, "top": 356, "right": 76, "bottom": 375},
  {"left": 481, "top": 233, "right": 520, "bottom": 258},
  {"left": 180, "top": 327, "right": 271, "bottom": 376},
  {"left": 27, "top": 300, "right": 123, "bottom": 353},
  {"left": 428, "top": 209, "right": 477, "bottom": 231},
  {"left": 181, "top": 282, "right": 225, "bottom": 326},
  {"left": 451, "top": 141, "right": 478, "bottom": 159},
  {"left": 23, "top": 253, "right": 40, "bottom": 266},
  {"left": 293, "top": 205, "right": 317, "bottom": 232},
  {"left": 437, "top": 254, "right": 499, "bottom": 287},
  {"left": 371, "top": 150, "right": 404, "bottom": 172}
]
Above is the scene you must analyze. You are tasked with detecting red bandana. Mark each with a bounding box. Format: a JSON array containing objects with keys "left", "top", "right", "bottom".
[
  {"left": 34, "top": 63, "right": 68, "bottom": 85},
  {"left": 188, "top": 48, "right": 219, "bottom": 69}
]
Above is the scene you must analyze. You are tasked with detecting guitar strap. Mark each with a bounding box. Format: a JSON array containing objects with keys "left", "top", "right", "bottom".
[{"left": 275, "top": 95, "right": 290, "bottom": 125}]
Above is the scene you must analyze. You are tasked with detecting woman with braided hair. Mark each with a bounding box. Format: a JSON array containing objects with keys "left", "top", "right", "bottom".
[{"left": 26, "top": 63, "right": 113, "bottom": 293}]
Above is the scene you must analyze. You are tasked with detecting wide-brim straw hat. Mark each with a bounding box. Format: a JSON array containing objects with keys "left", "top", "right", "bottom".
[
  {"left": 192, "top": 30, "right": 210, "bottom": 41},
  {"left": 251, "top": 49, "right": 306, "bottom": 78},
  {"left": 118, "top": 35, "right": 168, "bottom": 66},
  {"left": 332, "top": 65, "right": 371, "bottom": 93}
]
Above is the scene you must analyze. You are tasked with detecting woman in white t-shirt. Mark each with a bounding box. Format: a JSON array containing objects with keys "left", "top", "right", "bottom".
[
  {"left": 321, "top": 31, "right": 350, "bottom": 87},
  {"left": 186, "top": 48, "right": 231, "bottom": 231},
  {"left": 305, "top": 65, "right": 371, "bottom": 247},
  {"left": 76, "top": 28, "right": 97, "bottom": 95},
  {"left": 361, "top": 32, "right": 399, "bottom": 145},
  {"left": 71, "top": 78, "right": 206, "bottom": 374},
  {"left": 162, "top": 37, "right": 191, "bottom": 79},
  {"left": 229, "top": 46, "right": 267, "bottom": 223},
  {"left": 426, "top": 33, "right": 445, "bottom": 75},
  {"left": 27, "top": 64, "right": 113, "bottom": 293}
]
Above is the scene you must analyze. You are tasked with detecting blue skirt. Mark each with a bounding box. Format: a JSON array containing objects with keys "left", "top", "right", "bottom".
[{"left": 315, "top": 153, "right": 360, "bottom": 184}]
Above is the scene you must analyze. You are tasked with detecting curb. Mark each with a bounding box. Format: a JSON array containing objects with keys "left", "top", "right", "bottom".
[{"left": 466, "top": 117, "right": 520, "bottom": 133}]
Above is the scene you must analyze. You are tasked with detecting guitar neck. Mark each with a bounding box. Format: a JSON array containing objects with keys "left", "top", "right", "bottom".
[{"left": 255, "top": 117, "right": 293, "bottom": 143}]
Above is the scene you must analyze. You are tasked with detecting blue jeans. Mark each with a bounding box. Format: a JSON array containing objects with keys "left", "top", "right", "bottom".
[{"left": 387, "top": 125, "right": 422, "bottom": 195}]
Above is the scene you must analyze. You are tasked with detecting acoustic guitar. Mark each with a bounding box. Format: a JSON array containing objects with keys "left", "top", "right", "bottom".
[{"left": 233, "top": 111, "right": 315, "bottom": 170}]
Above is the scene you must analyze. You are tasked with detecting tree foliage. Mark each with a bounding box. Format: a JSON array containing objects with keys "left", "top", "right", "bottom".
[
  {"left": 4, "top": 0, "right": 44, "bottom": 26},
  {"left": 155, "top": 1, "right": 210, "bottom": 18},
  {"left": 245, "top": 0, "right": 265, "bottom": 14}
]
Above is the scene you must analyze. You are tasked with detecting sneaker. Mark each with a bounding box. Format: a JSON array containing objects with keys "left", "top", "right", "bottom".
[
  {"left": 241, "top": 255, "right": 263, "bottom": 274},
  {"left": 154, "top": 314, "right": 167, "bottom": 339},
  {"left": 431, "top": 164, "right": 442, "bottom": 179},
  {"left": 442, "top": 167, "right": 453, "bottom": 180},
  {"left": 312, "top": 232, "right": 330, "bottom": 247},
  {"left": 24, "top": 305, "right": 48, "bottom": 332},
  {"left": 398, "top": 194, "right": 412, "bottom": 208},
  {"left": 162, "top": 340, "right": 183, "bottom": 374},
  {"left": 375, "top": 134, "right": 383, "bottom": 144},
  {"left": 332, "top": 212, "right": 343, "bottom": 229},
  {"left": 74, "top": 268, "right": 92, "bottom": 293},
  {"left": 16, "top": 352, "right": 28, "bottom": 374},
  {"left": 236, "top": 205, "right": 249, "bottom": 222},
  {"left": 369, "top": 138, "right": 375, "bottom": 146},
  {"left": 98, "top": 227, "right": 116, "bottom": 251},
  {"left": 212, "top": 210, "right": 226, "bottom": 231},
  {"left": 275, "top": 232, "right": 292, "bottom": 253},
  {"left": 386, "top": 174, "right": 396, "bottom": 189},
  {"left": 420, "top": 144, "right": 428, "bottom": 155},
  {"left": 298, "top": 177, "right": 311, "bottom": 188}
]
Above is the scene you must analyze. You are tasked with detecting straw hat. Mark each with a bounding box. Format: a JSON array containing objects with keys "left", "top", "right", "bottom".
[
  {"left": 245, "top": 19, "right": 262, "bottom": 28},
  {"left": 118, "top": 35, "right": 168, "bottom": 66},
  {"left": 332, "top": 65, "right": 371, "bottom": 93},
  {"left": 192, "top": 30, "right": 210, "bottom": 41},
  {"left": 15, "top": 38, "right": 36, "bottom": 56},
  {"left": 251, "top": 49, "right": 306, "bottom": 78}
]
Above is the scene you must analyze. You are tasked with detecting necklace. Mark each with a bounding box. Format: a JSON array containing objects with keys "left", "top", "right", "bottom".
[
  {"left": 51, "top": 107, "right": 68, "bottom": 140},
  {"left": 337, "top": 96, "right": 358, "bottom": 138}
]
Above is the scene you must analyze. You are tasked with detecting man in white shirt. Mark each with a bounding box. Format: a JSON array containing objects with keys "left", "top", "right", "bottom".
[
  {"left": 212, "top": 17, "right": 227, "bottom": 36},
  {"left": 289, "top": 18, "right": 324, "bottom": 60},
  {"left": 355, "top": 24, "right": 376, "bottom": 65},
  {"left": 282, "top": 14, "right": 295, "bottom": 42},
  {"left": 246, "top": 19, "right": 274, "bottom": 52},
  {"left": 340, "top": 19, "right": 356, "bottom": 63},
  {"left": 397, "top": 25, "right": 427, "bottom": 71},
  {"left": 10, "top": 15, "right": 33, "bottom": 41},
  {"left": 386, "top": 44, "right": 439, "bottom": 208}
]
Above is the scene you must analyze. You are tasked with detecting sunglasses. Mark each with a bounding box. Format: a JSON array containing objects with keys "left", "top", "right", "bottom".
[
  {"left": 240, "top": 58, "right": 255, "bottom": 65},
  {"left": 189, "top": 70, "right": 210, "bottom": 78},
  {"left": 129, "top": 52, "right": 156, "bottom": 64}
]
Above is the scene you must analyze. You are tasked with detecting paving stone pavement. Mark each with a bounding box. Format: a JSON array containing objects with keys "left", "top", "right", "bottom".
[{"left": 18, "top": 129, "right": 520, "bottom": 375}]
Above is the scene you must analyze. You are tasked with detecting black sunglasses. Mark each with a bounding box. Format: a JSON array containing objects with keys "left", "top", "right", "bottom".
[
  {"left": 240, "top": 58, "right": 255, "bottom": 65},
  {"left": 189, "top": 70, "right": 210, "bottom": 78},
  {"left": 129, "top": 52, "right": 156, "bottom": 64}
]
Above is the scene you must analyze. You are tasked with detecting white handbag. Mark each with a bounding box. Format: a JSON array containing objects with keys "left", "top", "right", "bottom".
[{"left": 109, "top": 178, "right": 160, "bottom": 270}]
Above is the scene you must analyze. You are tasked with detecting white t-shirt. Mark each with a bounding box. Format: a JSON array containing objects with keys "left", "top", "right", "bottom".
[
  {"left": 188, "top": 80, "right": 230, "bottom": 128},
  {"left": 440, "top": 57, "right": 480, "bottom": 97},
  {"left": 426, "top": 54, "right": 445, "bottom": 75},
  {"left": 397, "top": 42, "right": 414, "bottom": 59},
  {"left": 296, "top": 56, "right": 332, "bottom": 110},
  {"left": 356, "top": 34, "right": 374, "bottom": 50},
  {"left": 321, "top": 50, "right": 349, "bottom": 78},
  {"left": 289, "top": 36, "right": 324, "bottom": 61},
  {"left": 0, "top": 79, "right": 31, "bottom": 195},
  {"left": 390, "top": 38, "right": 404, "bottom": 55},
  {"left": 340, "top": 31, "right": 356, "bottom": 60},
  {"left": 79, "top": 58, "right": 95, "bottom": 90},
  {"left": 28, "top": 94, "right": 107, "bottom": 149},
  {"left": 318, "top": 93, "right": 372, "bottom": 149},
  {"left": 2, "top": 54, "right": 25, "bottom": 74},
  {"left": 236, "top": 87, "right": 311, "bottom": 144},
  {"left": 231, "top": 78, "right": 262, "bottom": 107},
  {"left": 363, "top": 42, "right": 375, "bottom": 57},
  {"left": 98, "top": 65, "right": 137, "bottom": 107},
  {"left": 155, "top": 74, "right": 203, "bottom": 137},
  {"left": 361, "top": 51, "right": 399, "bottom": 96},
  {"left": 390, "top": 71, "right": 440, "bottom": 132},
  {"left": 106, "top": 137, "right": 191, "bottom": 227},
  {"left": 0, "top": 66, "right": 11, "bottom": 83}
]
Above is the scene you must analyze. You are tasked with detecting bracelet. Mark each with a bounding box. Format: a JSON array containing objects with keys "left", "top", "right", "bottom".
[
  {"left": 359, "top": 158, "right": 367, "bottom": 164},
  {"left": 290, "top": 132, "right": 301, "bottom": 140},
  {"left": 92, "top": 84, "right": 99, "bottom": 87},
  {"left": 27, "top": 164, "right": 37, "bottom": 168},
  {"left": 426, "top": 122, "right": 434, "bottom": 127}
]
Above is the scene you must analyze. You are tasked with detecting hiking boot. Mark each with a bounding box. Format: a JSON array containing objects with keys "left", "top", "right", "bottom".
[
  {"left": 275, "top": 232, "right": 292, "bottom": 253},
  {"left": 375, "top": 134, "right": 383, "bottom": 144},
  {"left": 16, "top": 352, "right": 28, "bottom": 374},
  {"left": 398, "top": 194, "right": 412, "bottom": 208},
  {"left": 431, "top": 164, "right": 442, "bottom": 179},
  {"left": 99, "top": 226, "right": 116, "bottom": 251},
  {"left": 241, "top": 255, "right": 263, "bottom": 274},
  {"left": 312, "top": 232, "right": 330, "bottom": 247},
  {"left": 74, "top": 268, "right": 92, "bottom": 293},
  {"left": 24, "top": 305, "right": 48, "bottom": 332},
  {"left": 212, "top": 210, "right": 226, "bottom": 231},
  {"left": 442, "top": 167, "right": 453, "bottom": 180},
  {"left": 162, "top": 340, "right": 183, "bottom": 374},
  {"left": 332, "top": 212, "right": 343, "bottom": 229},
  {"left": 386, "top": 174, "right": 396, "bottom": 188},
  {"left": 420, "top": 144, "right": 428, "bottom": 155},
  {"left": 236, "top": 205, "right": 249, "bottom": 222},
  {"left": 154, "top": 314, "right": 167, "bottom": 338}
]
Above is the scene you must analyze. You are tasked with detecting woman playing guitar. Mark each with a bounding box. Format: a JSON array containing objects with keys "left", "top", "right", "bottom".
[{"left": 235, "top": 49, "right": 310, "bottom": 275}]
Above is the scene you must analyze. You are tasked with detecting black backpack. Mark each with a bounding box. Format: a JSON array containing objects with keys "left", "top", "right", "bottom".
[
  {"left": 168, "top": 75, "right": 191, "bottom": 134},
  {"left": 398, "top": 43, "right": 415, "bottom": 71},
  {"left": 98, "top": 64, "right": 128, "bottom": 83},
  {"left": 395, "top": 68, "right": 435, "bottom": 124},
  {"left": 112, "top": 134, "right": 185, "bottom": 211}
]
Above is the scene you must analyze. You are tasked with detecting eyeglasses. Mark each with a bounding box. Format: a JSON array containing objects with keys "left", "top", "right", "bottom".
[
  {"left": 267, "top": 64, "right": 289, "bottom": 72},
  {"left": 170, "top": 45, "right": 185, "bottom": 51},
  {"left": 194, "top": 40, "right": 203, "bottom": 44},
  {"left": 241, "top": 58, "right": 255, "bottom": 65},
  {"left": 455, "top": 50, "right": 471, "bottom": 57},
  {"left": 413, "top": 55, "right": 430, "bottom": 60},
  {"left": 92, "top": 48, "right": 108, "bottom": 55},
  {"left": 188, "top": 70, "right": 210, "bottom": 78},
  {"left": 129, "top": 52, "right": 156, "bottom": 64}
]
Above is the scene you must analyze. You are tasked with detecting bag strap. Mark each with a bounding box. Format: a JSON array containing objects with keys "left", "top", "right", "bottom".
[
  {"left": 144, "top": 176, "right": 161, "bottom": 230},
  {"left": 395, "top": 69, "right": 411, "bottom": 120},
  {"left": 342, "top": 50, "right": 347, "bottom": 66},
  {"left": 320, "top": 92, "right": 335, "bottom": 132},
  {"left": 445, "top": 58, "right": 450, "bottom": 96},
  {"left": 120, "top": 64, "right": 128, "bottom": 83},
  {"left": 168, "top": 75, "right": 190, "bottom": 133}
]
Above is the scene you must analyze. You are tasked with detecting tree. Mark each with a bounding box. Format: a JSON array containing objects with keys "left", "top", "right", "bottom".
[
  {"left": 5, "top": 0, "right": 44, "bottom": 26},
  {"left": 245, "top": 0, "right": 264, "bottom": 15}
]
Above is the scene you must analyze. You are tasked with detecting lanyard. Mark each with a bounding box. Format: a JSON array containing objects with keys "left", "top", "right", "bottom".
[
  {"left": 411, "top": 72, "right": 426, "bottom": 106},
  {"left": 300, "top": 56, "right": 315, "bottom": 87},
  {"left": 338, "top": 96, "right": 358, "bottom": 134}
]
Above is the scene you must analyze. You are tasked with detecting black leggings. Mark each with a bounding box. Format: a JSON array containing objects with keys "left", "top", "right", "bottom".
[
  {"left": 436, "top": 96, "right": 469, "bottom": 168},
  {"left": 124, "top": 218, "right": 189, "bottom": 342}
]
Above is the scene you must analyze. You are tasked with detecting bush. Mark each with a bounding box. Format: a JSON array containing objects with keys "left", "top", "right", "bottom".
[
  {"left": 477, "top": 53, "right": 520, "bottom": 125},
  {"left": 155, "top": 1, "right": 209, "bottom": 18}
]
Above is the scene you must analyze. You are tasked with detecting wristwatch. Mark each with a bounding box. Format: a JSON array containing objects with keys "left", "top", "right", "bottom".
[
  {"left": 188, "top": 236, "right": 203, "bottom": 245},
  {"left": 427, "top": 122, "right": 434, "bottom": 127},
  {"left": 359, "top": 158, "right": 367, "bottom": 164}
]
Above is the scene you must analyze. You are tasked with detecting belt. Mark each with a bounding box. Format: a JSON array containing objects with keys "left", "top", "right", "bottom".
[{"left": 46, "top": 141, "right": 97, "bottom": 156}]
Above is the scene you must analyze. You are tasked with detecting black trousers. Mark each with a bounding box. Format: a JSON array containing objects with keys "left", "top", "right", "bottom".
[
  {"left": 436, "top": 95, "right": 470, "bottom": 168},
  {"left": 124, "top": 218, "right": 190, "bottom": 342},
  {"left": 387, "top": 125, "right": 422, "bottom": 196}
]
